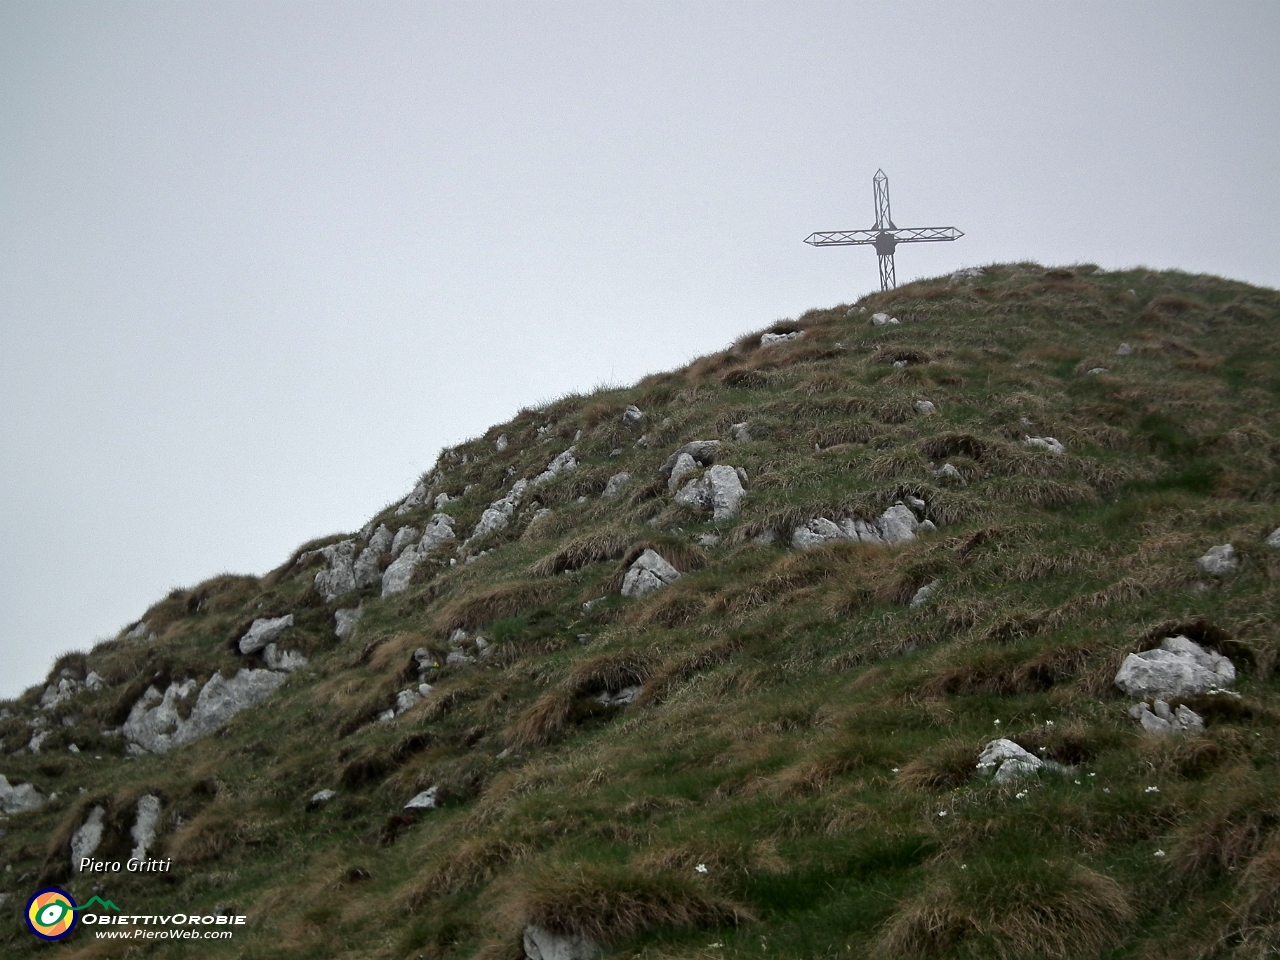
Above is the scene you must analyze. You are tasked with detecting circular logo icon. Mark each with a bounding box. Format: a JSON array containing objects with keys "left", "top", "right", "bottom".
[{"left": 26, "top": 887, "right": 78, "bottom": 941}]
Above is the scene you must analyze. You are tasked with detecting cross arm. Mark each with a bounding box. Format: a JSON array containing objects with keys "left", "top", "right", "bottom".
[{"left": 804, "top": 225, "right": 964, "bottom": 247}]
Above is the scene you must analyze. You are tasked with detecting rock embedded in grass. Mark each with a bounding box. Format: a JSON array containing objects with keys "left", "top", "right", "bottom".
[
  {"left": 673, "top": 464, "right": 746, "bottom": 521},
  {"left": 238, "top": 614, "right": 295, "bottom": 655},
  {"left": 404, "top": 786, "right": 438, "bottom": 810},
  {"left": 1129, "top": 700, "right": 1205, "bottom": 736},
  {"left": 1023, "top": 435, "right": 1066, "bottom": 455},
  {"left": 123, "top": 669, "right": 288, "bottom": 753},
  {"left": 621, "top": 549, "right": 682, "bottom": 598},
  {"left": 761, "top": 330, "right": 803, "bottom": 346},
  {"left": 1197, "top": 543, "right": 1239, "bottom": 575},
  {"left": 0, "top": 773, "right": 46, "bottom": 813},
  {"left": 523, "top": 924, "right": 600, "bottom": 960},
  {"left": 792, "top": 502, "right": 930, "bottom": 549},
  {"left": 871, "top": 312, "right": 899, "bottom": 326},
  {"left": 1114, "top": 636, "right": 1236, "bottom": 699},
  {"left": 334, "top": 605, "right": 363, "bottom": 640},
  {"left": 1267, "top": 527, "right": 1280, "bottom": 549},
  {"left": 623, "top": 404, "right": 644, "bottom": 424},
  {"left": 130, "top": 794, "right": 162, "bottom": 860},
  {"left": 976, "top": 739, "right": 1043, "bottom": 784},
  {"left": 383, "top": 513, "right": 456, "bottom": 596},
  {"left": 312, "top": 539, "right": 359, "bottom": 600},
  {"left": 601, "top": 471, "right": 631, "bottom": 498}
]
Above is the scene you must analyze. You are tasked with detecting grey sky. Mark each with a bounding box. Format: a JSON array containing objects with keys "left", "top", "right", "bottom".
[{"left": 2, "top": 2, "right": 1277, "bottom": 698}]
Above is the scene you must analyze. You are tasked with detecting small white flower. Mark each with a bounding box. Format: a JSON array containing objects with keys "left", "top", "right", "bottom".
[
  {"left": 1154, "top": 850, "right": 1166, "bottom": 858},
  {"left": 1015, "top": 790, "right": 1028, "bottom": 800},
  {"left": 695, "top": 863, "right": 708, "bottom": 874},
  {"left": 994, "top": 719, "right": 1001, "bottom": 726},
  {"left": 709, "top": 943, "right": 723, "bottom": 949},
  {"left": 891, "top": 767, "right": 900, "bottom": 773},
  {"left": 938, "top": 810, "right": 948, "bottom": 817},
  {"left": 1088, "top": 772, "right": 1096, "bottom": 777},
  {"left": 1104, "top": 788, "right": 1111, "bottom": 794},
  {"left": 1145, "top": 786, "right": 1160, "bottom": 793},
  {"left": 1045, "top": 720, "right": 1054, "bottom": 726},
  {"left": 1074, "top": 780, "right": 1082, "bottom": 785},
  {"left": 960, "top": 864, "right": 968, "bottom": 870}
]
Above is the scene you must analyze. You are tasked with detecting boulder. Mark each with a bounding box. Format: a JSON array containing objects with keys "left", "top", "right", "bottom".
[
  {"left": 976, "top": 739, "right": 1043, "bottom": 784},
  {"left": 123, "top": 669, "right": 288, "bottom": 754},
  {"left": 313, "top": 539, "right": 359, "bottom": 600},
  {"left": 309, "top": 789, "right": 336, "bottom": 805},
  {"left": 1114, "top": 636, "right": 1235, "bottom": 699},
  {"left": 85, "top": 671, "right": 105, "bottom": 691},
  {"left": 466, "top": 482, "right": 528, "bottom": 544},
  {"left": 602, "top": 472, "right": 631, "bottom": 498},
  {"left": 913, "top": 400, "right": 936, "bottom": 415},
  {"left": 130, "top": 794, "right": 162, "bottom": 861},
  {"left": 334, "top": 605, "right": 363, "bottom": 640},
  {"left": 390, "top": 525, "right": 420, "bottom": 557},
  {"left": 761, "top": 330, "right": 803, "bottom": 346},
  {"left": 353, "top": 525, "right": 394, "bottom": 588},
  {"left": 495, "top": 434, "right": 509, "bottom": 452},
  {"left": 593, "top": 685, "right": 641, "bottom": 707},
  {"left": 0, "top": 774, "right": 46, "bottom": 813},
  {"left": 1023, "top": 435, "right": 1066, "bottom": 455},
  {"left": 623, "top": 405, "right": 644, "bottom": 425},
  {"left": 263, "top": 644, "right": 309, "bottom": 672},
  {"left": 126, "top": 621, "right": 150, "bottom": 640},
  {"left": 621, "top": 549, "right": 682, "bottom": 598},
  {"left": 933, "top": 462, "right": 964, "bottom": 483},
  {"left": 395, "top": 480, "right": 430, "bottom": 516},
  {"left": 1266, "top": 527, "right": 1280, "bottom": 549},
  {"left": 1197, "top": 543, "right": 1239, "bottom": 575},
  {"left": 1116, "top": 342, "right": 1134, "bottom": 356},
  {"left": 71, "top": 806, "right": 106, "bottom": 872},
  {"left": 523, "top": 925, "right": 601, "bottom": 960},
  {"left": 659, "top": 441, "right": 721, "bottom": 478},
  {"left": 238, "top": 615, "right": 294, "bottom": 655},
  {"left": 909, "top": 580, "right": 940, "bottom": 608},
  {"left": 870, "top": 312, "right": 899, "bottom": 326},
  {"left": 383, "top": 513, "right": 457, "bottom": 596},
  {"left": 40, "top": 677, "right": 82, "bottom": 710},
  {"left": 666, "top": 453, "right": 700, "bottom": 492},
  {"left": 730, "top": 422, "right": 752, "bottom": 442},
  {"left": 404, "top": 787, "right": 439, "bottom": 811},
  {"left": 792, "top": 502, "right": 925, "bottom": 550},
  {"left": 533, "top": 447, "right": 578, "bottom": 486},
  {"left": 1129, "top": 700, "right": 1206, "bottom": 737},
  {"left": 673, "top": 464, "right": 746, "bottom": 521}
]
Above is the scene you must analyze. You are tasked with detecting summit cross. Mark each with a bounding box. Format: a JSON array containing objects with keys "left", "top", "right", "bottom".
[{"left": 805, "top": 169, "right": 963, "bottom": 292}]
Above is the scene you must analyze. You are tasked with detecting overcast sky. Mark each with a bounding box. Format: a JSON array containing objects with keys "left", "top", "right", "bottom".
[{"left": 1, "top": 1, "right": 1277, "bottom": 699}]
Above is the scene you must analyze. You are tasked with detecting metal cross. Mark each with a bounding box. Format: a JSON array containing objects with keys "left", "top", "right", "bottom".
[{"left": 805, "top": 169, "right": 963, "bottom": 291}]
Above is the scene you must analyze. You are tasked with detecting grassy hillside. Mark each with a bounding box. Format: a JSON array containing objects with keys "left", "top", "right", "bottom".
[{"left": 3, "top": 262, "right": 1280, "bottom": 960}]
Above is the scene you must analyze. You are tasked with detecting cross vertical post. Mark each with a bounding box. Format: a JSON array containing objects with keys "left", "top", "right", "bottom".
[{"left": 805, "top": 170, "right": 962, "bottom": 292}]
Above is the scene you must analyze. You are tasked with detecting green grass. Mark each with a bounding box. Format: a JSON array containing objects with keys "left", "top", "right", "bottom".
[{"left": 1, "top": 262, "right": 1279, "bottom": 959}]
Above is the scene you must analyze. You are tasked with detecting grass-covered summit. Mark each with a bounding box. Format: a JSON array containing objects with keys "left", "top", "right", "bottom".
[{"left": 3, "top": 262, "right": 1280, "bottom": 960}]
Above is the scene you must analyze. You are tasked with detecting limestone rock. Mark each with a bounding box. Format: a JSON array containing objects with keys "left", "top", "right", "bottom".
[
  {"left": 730, "top": 422, "right": 752, "bottom": 442},
  {"left": 1114, "top": 636, "right": 1235, "bottom": 699},
  {"left": 913, "top": 400, "right": 936, "bottom": 415},
  {"left": 0, "top": 774, "right": 46, "bottom": 813},
  {"left": 40, "top": 677, "right": 82, "bottom": 710},
  {"left": 792, "top": 502, "right": 924, "bottom": 550},
  {"left": 674, "top": 464, "right": 746, "bottom": 521},
  {"left": 1023, "top": 435, "right": 1066, "bottom": 455},
  {"left": 933, "top": 462, "right": 964, "bottom": 483},
  {"left": 659, "top": 440, "right": 721, "bottom": 479},
  {"left": 593, "top": 685, "right": 641, "bottom": 707},
  {"left": 85, "top": 671, "right": 105, "bottom": 691},
  {"left": 1116, "top": 342, "right": 1134, "bottom": 356},
  {"left": 1266, "top": 527, "right": 1280, "bottom": 549},
  {"left": 977, "top": 739, "right": 1043, "bottom": 784},
  {"left": 313, "top": 539, "right": 359, "bottom": 600},
  {"left": 1129, "top": 700, "right": 1206, "bottom": 737},
  {"left": 123, "top": 669, "right": 288, "bottom": 754},
  {"left": 130, "top": 794, "right": 161, "bottom": 861},
  {"left": 238, "top": 615, "right": 294, "bottom": 655},
  {"left": 495, "top": 434, "right": 509, "bottom": 452},
  {"left": 126, "top": 621, "right": 150, "bottom": 640},
  {"left": 909, "top": 580, "right": 940, "bottom": 608},
  {"left": 761, "top": 330, "right": 803, "bottom": 346},
  {"left": 950, "top": 266, "right": 984, "bottom": 283},
  {"left": 533, "top": 447, "right": 578, "bottom": 486},
  {"left": 263, "top": 644, "right": 309, "bottom": 672},
  {"left": 666, "top": 452, "right": 700, "bottom": 492},
  {"left": 434, "top": 492, "right": 452, "bottom": 509},
  {"left": 71, "top": 806, "right": 106, "bottom": 872},
  {"left": 871, "top": 312, "right": 900, "bottom": 326},
  {"left": 621, "top": 549, "right": 682, "bottom": 598},
  {"left": 466, "top": 481, "right": 528, "bottom": 545},
  {"left": 334, "top": 605, "right": 363, "bottom": 640},
  {"left": 309, "top": 789, "right": 336, "bottom": 805},
  {"left": 390, "top": 525, "right": 420, "bottom": 557},
  {"left": 353, "top": 525, "right": 394, "bottom": 589},
  {"left": 1086, "top": 367, "right": 1108, "bottom": 375},
  {"left": 523, "top": 925, "right": 601, "bottom": 960},
  {"left": 395, "top": 480, "right": 430, "bottom": 516},
  {"left": 623, "top": 405, "right": 644, "bottom": 425},
  {"left": 404, "top": 787, "right": 439, "bottom": 810},
  {"left": 383, "top": 513, "right": 457, "bottom": 596},
  {"left": 1197, "top": 544, "right": 1239, "bottom": 575},
  {"left": 602, "top": 472, "right": 631, "bottom": 498}
]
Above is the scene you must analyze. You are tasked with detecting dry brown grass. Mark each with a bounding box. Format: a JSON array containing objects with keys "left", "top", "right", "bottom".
[
  {"left": 894, "top": 739, "right": 977, "bottom": 792},
  {"left": 408, "top": 834, "right": 541, "bottom": 906},
  {"left": 530, "top": 531, "right": 633, "bottom": 576},
  {"left": 874, "top": 861, "right": 1133, "bottom": 959},
  {"left": 431, "top": 580, "right": 558, "bottom": 635}
]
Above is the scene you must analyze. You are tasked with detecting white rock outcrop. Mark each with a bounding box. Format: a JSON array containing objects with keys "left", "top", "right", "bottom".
[
  {"left": 1129, "top": 700, "right": 1206, "bottom": 737},
  {"left": 913, "top": 400, "right": 936, "bottom": 415},
  {"left": 309, "top": 789, "right": 336, "bottom": 805},
  {"left": 238, "top": 615, "right": 295, "bottom": 655},
  {"left": 523, "top": 925, "right": 601, "bottom": 960},
  {"left": 1114, "top": 636, "right": 1235, "bottom": 700},
  {"left": 404, "top": 787, "right": 439, "bottom": 810},
  {"left": 334, "top": 605, "right": 363, "bottom": 640},
  {"left": 495, "top": 434, "right": 509, "bottom": 452},
  {"left": 263, "top": 644, "right": 309, "bottom": 672},
  {"left": 390, "top": 525, "right": 420, "bottom": 557},
  {"left": 602, "top": 472, "right": 631, "bottom": 498},
  {"left": 673, "top": 464, "right": 746, "bottom": 521},
  {"left": 792, "top": 502, "right": 931, "bottom": 550},
  {"left": 621, "top": 549, "right": 682, "bottom": 598},
  {"left": 395, "top": 479, "right": 430, "bottom": 516},
  {"left": 71, "top": 806, "right": 106, "bottom": 871},
  {"left": 40, "top": 677, "right": 82, "bottom": 710},
  {"left": 0, "top": 774, "right": 46, "bottom": 813},
  {"left": 123, "top": 669, "right": 289, "bottom": 754},
  {"left": 870, "top": 312, "right": 899, "bottom": 326},
  {"left": 909, "top": 580, "right": 940, "bottom": 608},
  {"left": 130, "top": 794, "right": 162, "bottom": 861},
  {"left": 623, "top": 405, "right": 644, "bottom": 425},
  {"left": 761, "top": 330, "right": 803, "bottom": 346},
  {"left": 383, "top": 513, "right": 457, "bottom": 596},
  {"left": 667, "top": 452, "right": 700, "bottom": 492},
  {"left": 1023, "top": 435, "right": 1066, "bottom": 455},
  {"left": 353, "top": 525, "right": 394, "bottom": 589},
  {"left": 1267, "top": 527, "right": 1280, "bottom": 549},
  {"left": 659, "top": 441, "right": 720, "bottom": 479},
  {"left": 1197, "top": 544, "right": 1239, "bottom": 575},
  {"left": 730, "top": 422, "right": 752, "bottom": 442},
  {"left": 1116, "top": 342, "right": 1133, "bottom": 356},
  {"left": 313, "top": 539, "right": 359, "bottom": 600},
  {"left": 466, "top": 481, "right": 529, "bottom": 545},
  {"left": 976, "top": 739, "right": 1043, "bottom": 784},
  {"left": 533, "top": 447, "right": 578, "bottom": 486}
]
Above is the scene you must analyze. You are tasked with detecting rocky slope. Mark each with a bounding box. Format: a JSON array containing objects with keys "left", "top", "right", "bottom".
[{"left": 3, "top": 262, "right": 1280, "bottom": 960}]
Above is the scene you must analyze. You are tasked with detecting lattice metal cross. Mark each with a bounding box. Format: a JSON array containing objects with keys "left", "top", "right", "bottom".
[{"left": 805, "top": 169, "right": 963, "bottom": 291}]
